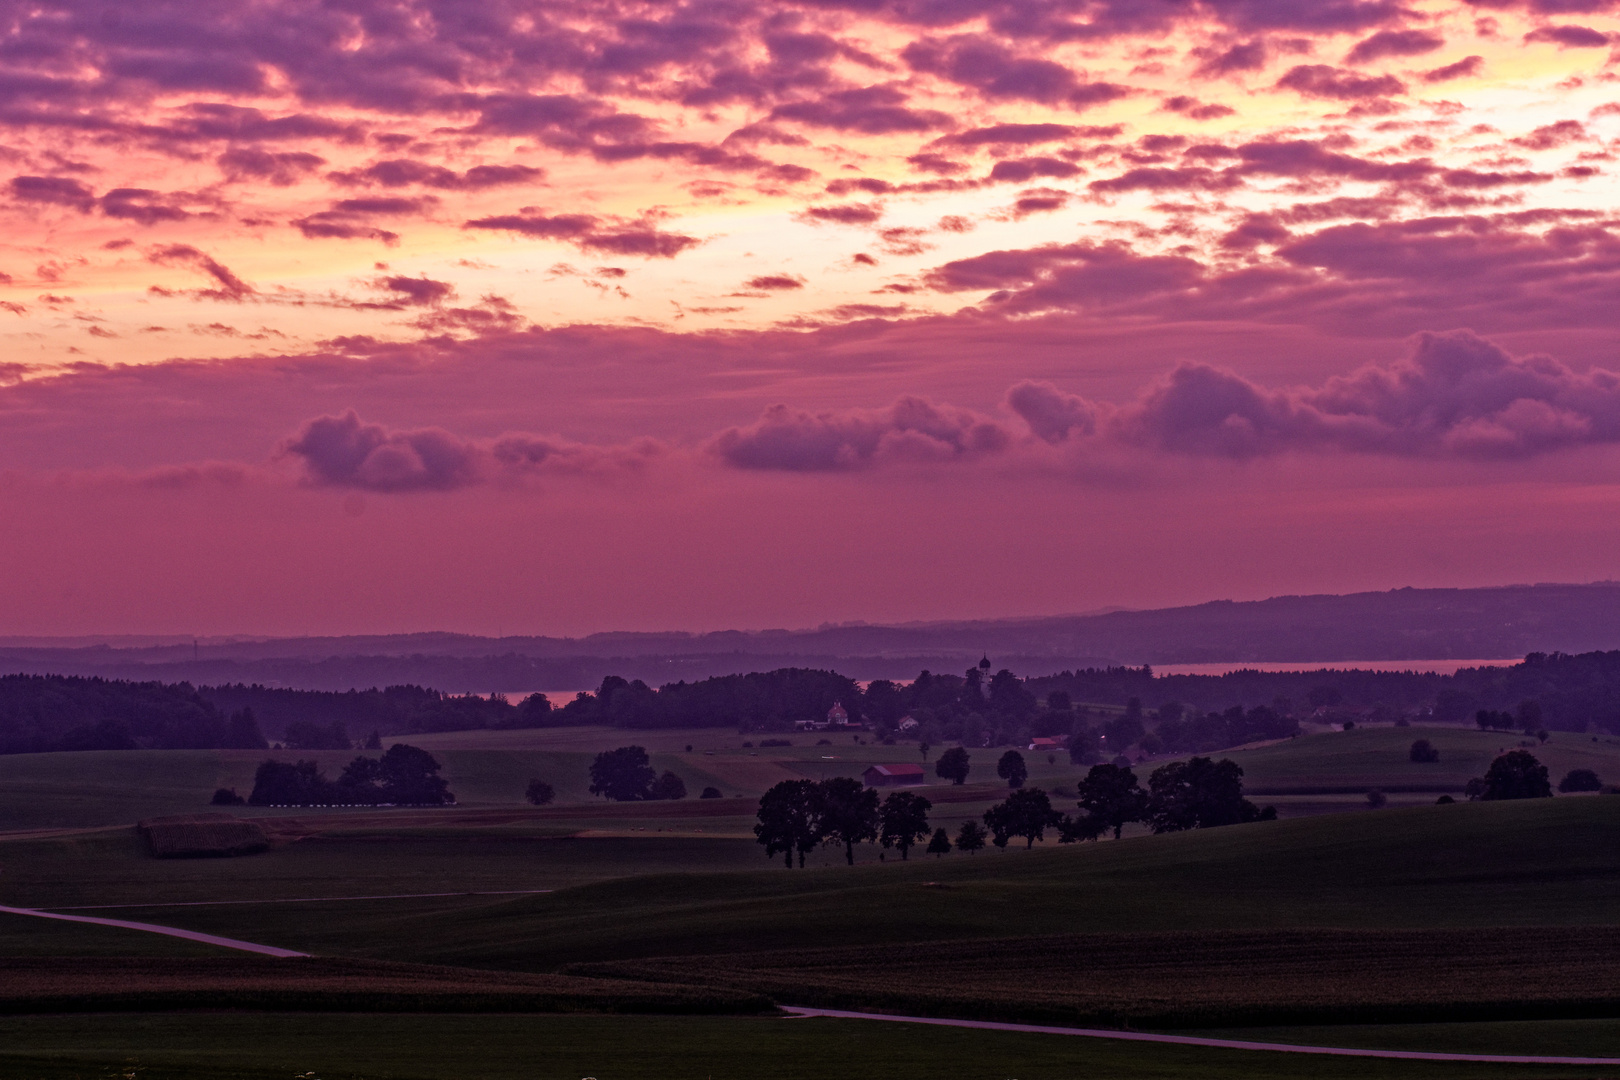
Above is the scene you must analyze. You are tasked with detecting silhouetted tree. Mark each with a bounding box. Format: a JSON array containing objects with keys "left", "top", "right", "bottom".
[
  {"left": 516, "top": 693, "right": 553, "bottom": 728},
  {"left": 1365, "top": 789, "right": 1387, "bottom": 809},
  {"left": 525, "top": 779, "right": 555, "bottom": 805},
  {"left": 1075, "top": 762, "right": 1147, "bottom": 840},
  {"left": 589, "top": 746, "right": 657, "bottom": 801},
  {"left": 1144, "top": 756, "right": 1274, "bottom": 832},
  {"left": 1409, "top": 739, "right": 1440, "bottom": 763},
  {"left": 1104, "top": 699, "right": 1145, "bottom": 751},
  {"left": 1066, "top": 728, "right": 1100, "bottom": 765},
  {"left": 996, "top": 750, "right": 1028, "bottom": 789},
  {"left": 754, "top": 779, "right": 824, "bottom": 868},
  {"left": 224, "top": 708, "right": 269, "bottom": 750},
  {"left": 210, "top": 787, "right": 245, "bottom": 806},
  {"left": 374, "top": 743, "right": 453, "bottom": 804},
  {"left": 935, "top": 746, "right": 971, "bottom": 785},
  {"left": 1560, "top": 768, "right": 1602, "bottom": 793},
  {"left": 879, "top": 790, "right": 932, "bottom": 860},
  {"left": 954, "top": 819, "right": 987, "bottom": 854},
  {"left": 1468, "top": 750, "right": 1552, "bottom": 800},
  {"left": 362, "top": 729, "right": 383, "bottom": 750},
  {"left": 819, "top": 776, "right": 880, "bottom": 865},
  {"left": 926, "top": 827, "right": 952, "bottom": 857},
  {"left": 248, "top": 759, "right": 330, "bottom": 805},
  {"left": 983, "top": 788, "right": 1062, "bottom": 849},
  {"left": 648, "top": 770, "right": 687, "bottom": 800},
  {"left": 283, "top": 719, "right": 350, "bottom": 750},
  {"left": 700, "top": 786, "right": 723, "bottom": 799},
  {"left": 1516, "top": 699, "right": 1543, "bottom": 732}
]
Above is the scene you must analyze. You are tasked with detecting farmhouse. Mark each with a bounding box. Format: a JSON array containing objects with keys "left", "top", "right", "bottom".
[
  {"left": 1028, "top": 736, "right": 1064, "bottom": 752},
  {"left": 863, "top": 763, "right": 926, "bottom": 787}
]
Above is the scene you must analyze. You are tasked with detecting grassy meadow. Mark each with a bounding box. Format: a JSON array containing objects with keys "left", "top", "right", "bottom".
[{"left": 9, "top": 721, "right": 1619, "bottom": 837}]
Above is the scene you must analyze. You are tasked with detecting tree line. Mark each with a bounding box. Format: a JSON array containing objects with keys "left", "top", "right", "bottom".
[
  {"left": 753, "top": 754, "right": 1275, "bottom": 867},
  {"left": 229, "top": 743, "right": 454, "bottom": 806},
  {"left": 0, "top": 673, "right": 266, "bottom": 755},
  {"left": 13, "top": 650, "right": 1620, "bottom": 760}
]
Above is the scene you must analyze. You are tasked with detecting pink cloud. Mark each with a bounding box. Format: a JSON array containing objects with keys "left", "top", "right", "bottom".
[{"left": 711, "top": 397, "right": 1011, "bottom": 471}]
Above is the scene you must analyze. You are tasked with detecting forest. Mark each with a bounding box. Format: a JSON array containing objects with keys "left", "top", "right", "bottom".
[{"left": 5, "top": 651, "right": 1620, "bottom": 756}]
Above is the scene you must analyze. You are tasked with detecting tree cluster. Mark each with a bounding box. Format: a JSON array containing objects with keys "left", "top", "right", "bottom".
[
  {"left": 1055, "top": 758, "right": 1275, "bottom": 840},
  {"left": 246, "top": 743, "right": 454, "bottom": 806},
  {"left": 203, "top": 682, "right": 546, "bottom": 739},
  {"left": 1147, "top": 703, "right": 1300, "bottom": 755},
  {"left": 754, "top": 779, "right": 933, "bottom": 866},
  {"left": 1464, "top": 750, "right": 1553, "bottom": 801},
  {"left": 587, "top": 746, "right": 686, "bottom": 801},
  {"left": 550, "top": 669, "right": 865, "bottom": 732}
]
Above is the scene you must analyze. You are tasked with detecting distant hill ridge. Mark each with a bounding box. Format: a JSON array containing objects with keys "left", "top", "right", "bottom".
[{"left": 3, "top": 582, "right": 1620, "bottom": 691}]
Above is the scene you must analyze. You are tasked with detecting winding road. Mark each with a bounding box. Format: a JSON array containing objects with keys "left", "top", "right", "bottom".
[
  {"left": 0, "top": 903, "right": 307, "bottom": 957},
  {"left": 781, "top": 1006, "right": 1620, "bottom": 1065}
]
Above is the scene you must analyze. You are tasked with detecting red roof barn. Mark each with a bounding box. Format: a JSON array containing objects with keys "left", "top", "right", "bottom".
[{"left": 863, "top": 763, "right": 926, "bottom": 787}]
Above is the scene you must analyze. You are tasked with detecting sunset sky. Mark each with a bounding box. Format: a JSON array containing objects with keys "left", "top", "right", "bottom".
[{"left": 2, "top": 0, "right": 1619, "bottom": 637}]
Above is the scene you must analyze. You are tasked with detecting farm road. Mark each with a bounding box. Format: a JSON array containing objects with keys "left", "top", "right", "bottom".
[
  {"left": 782, "top": 1007, "right": 1620, "bottom": 1065},
  {"left": 0, "top": 904, "right": 307, "bottom": 957},
  {"left": 52, "top": 889, "right": 554, "bottom": 910}
]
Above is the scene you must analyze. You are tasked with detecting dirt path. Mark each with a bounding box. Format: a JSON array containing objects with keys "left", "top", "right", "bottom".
[
  {"left": 781, "top": 1006, "right": 1620, "bottom": 1065},
  {"left": 0, "top": 904, "right": 307, "bottom": 957},
  {"left": 52, "top": 889, "right": 553, "bottom": 910}
]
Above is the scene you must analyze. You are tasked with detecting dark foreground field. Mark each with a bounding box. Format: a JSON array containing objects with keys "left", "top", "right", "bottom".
[
  {"left": 3, "top": 1013, "right": 1620, "bottom": 1080},
  {"left": 4, "top": 779, "right": 1620, "bottom": 1077}
]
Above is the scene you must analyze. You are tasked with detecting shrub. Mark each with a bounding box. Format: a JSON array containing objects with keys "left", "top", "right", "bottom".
[
  {"left": 1559, "top": 768, "right": 1602, "bottom": 793},
  {"left": 1436, "top": 795, "right": 1456, "bottom": 804},
  {"left": 209, "top": 787, "right": 245, "bottom": 806},
  {"left": 700, "top": 786, "right": 723, "bottom": 799},
  {"left": 1365, "top": 789, "right": 1387, "bottom": 809},
  {"left": 525, "top": 779, "right": 555, "bottom": 806},
  {"left": 1409, "top": 739, "right": 1440, "bottom": 763}
]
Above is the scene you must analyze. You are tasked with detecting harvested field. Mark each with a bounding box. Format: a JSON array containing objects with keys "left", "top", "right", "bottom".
[
  {"left": 0, "top": 956, "right": 771, "bottom": 1015},
  {"left": 571, "top": 927, "right": 1620, "bottom": 1028},
  {"left": 138, "top": 815, "right": 270, "bottom": 858}
]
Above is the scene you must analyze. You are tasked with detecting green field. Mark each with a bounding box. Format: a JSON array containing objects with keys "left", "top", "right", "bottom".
[
  {"left": 5, "top": 728, "right": 1620, "bottom": 1078},
  {"left": 81, "top": 797, "right": 1615, "bottom": 968},
  {"left": 7, "top": 723, "right": 1617, "bottom": 834}
]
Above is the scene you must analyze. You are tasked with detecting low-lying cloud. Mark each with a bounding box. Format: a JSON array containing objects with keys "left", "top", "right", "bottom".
[
  {"left": 1012, "top": 330, "right": 1620, "bottom": 460},
  {"left": 280, "top": 410, "right": 662, "bottom": 492},
  {"left": 711, "top": 398, "right": 1011, "bottom": 471}
]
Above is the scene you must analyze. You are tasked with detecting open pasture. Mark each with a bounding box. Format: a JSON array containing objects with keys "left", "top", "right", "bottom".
[
  {"left": 0, "top": 956, "right": 768, "bottom": 1015},
  {"left": 8, "top": 722, "right": 1617, "bottom": 838},
  {"left": 0, "top": 820, "right": 765, "bottom": 910},
  {"left": 1208, "top": 725, "right": 1620, "bottom": 795},
  {"left": 576, "top": 926, "right": 1620, "bottom": 1028},
  {"left": 0, "top": 1011, "right": 1612, "bottom": 1080},
  {"left": 57, "top": 797, "right": 1620, "bottom": 971}
]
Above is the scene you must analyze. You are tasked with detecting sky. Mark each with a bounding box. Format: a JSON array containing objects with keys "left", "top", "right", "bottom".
[{"left": 2, "top": 0, "right": 1619, "bottom": 637}]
